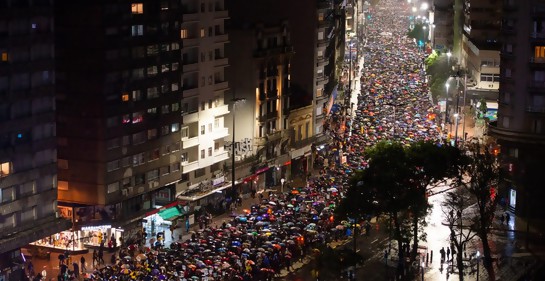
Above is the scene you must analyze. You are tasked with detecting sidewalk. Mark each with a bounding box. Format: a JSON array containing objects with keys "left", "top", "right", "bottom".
[{"left": 29, "top": 193, "right": 270, "bottom": 279}]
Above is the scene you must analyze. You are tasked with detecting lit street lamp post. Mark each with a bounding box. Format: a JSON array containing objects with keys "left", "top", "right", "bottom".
[
  {"left": 476, "top": 251, "right": 481, "bottom": 281},
  {"left": 454, "top": 113, "right": 459, "bottom": 146},
  {"left": 231, "top": 97, "right": 246, "bottom": 198},
  {"left": 445, "top": 82, "right": 450, "bottom": 127},
  {"left": 447, "top": 51, "right": 452, "bottom": 67}
]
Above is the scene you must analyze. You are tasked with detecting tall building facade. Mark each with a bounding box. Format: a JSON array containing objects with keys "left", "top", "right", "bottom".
[
  {"left": 40, "top": 0, "right": 232, "bottom": 251},
  {"left": 225, "top": 19, "right": 294, "bottom": 191},
  {"left": 0, "top": 0, "right": 70, "bottom": 277},
  {"left": 461, "top": 0, "right": 502, "bottom": 103},
  {"left": 489, "top": 0, "right": 545, "bottom": 230},
  {"left": 432, "top": 0, "right": 454, "bottom": 51}
]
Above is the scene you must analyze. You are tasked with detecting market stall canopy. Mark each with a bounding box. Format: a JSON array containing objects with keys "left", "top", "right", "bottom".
[{"left": 158, "top": 205, "right": 183, "bottom": 221}]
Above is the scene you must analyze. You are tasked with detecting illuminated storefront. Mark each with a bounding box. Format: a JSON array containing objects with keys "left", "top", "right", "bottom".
[{"left": 30, "top": 225, "right": 124, "bottom": 252}]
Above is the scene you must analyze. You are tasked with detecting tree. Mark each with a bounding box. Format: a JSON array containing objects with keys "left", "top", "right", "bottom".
[
  {"left": 404, "top": 141, "right": 463, "bottom": 258},
  {"left": 336, "top": 141, "right": 464, "bottom": 276},
  {"left": 458, "top": 141, "right": 501, "bottom": 280},
  {"left": 441, "top": 188, "right": 478, "bottom": 281}
]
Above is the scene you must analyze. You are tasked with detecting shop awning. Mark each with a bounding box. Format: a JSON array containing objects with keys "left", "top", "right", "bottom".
[{"left": 158, "top": 206, "right": 183, "bottom": 221}]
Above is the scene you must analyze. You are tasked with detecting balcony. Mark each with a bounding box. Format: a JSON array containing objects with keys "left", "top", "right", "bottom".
[
  {"left": 317, "top": 56, "right": 329, "bottom": 67},
  {"left": 183, "top": 86, "right": 199, "bottom": 97},
  {"left": 267, "top": 129, "right": 282, "bottom": 141},
  {"left": 213, "top": 150, "right": 230, "bottom": 163},
  {"left": 183, "top": 13, "right": 199, "bottom": 22},
  {"left": 182, "top": 136, "right": 199, "bottom": 149},
  {"left": 317, "top": 38, "right": 330, "bottom": 48},
  {"left": 183, "top": 110, "right": 199, "bottom": 124},
  {"left": 182, "top": 61, "right": 198, "bottom": 73},
  {"left": 214, "top": 10, "right": 229, "bottom": 20},
  {"left": 182, "top": 160, "right": 200, "bottom": 174},
  {"left": 214, "top": 34, "right": 229, "bottom": 44},
  {"left": 214, "top": 57, "right": 229, "bottom": 68},
  {"left": 213, "top": 104, "right": 229, "bottom": 116},
  {"left": 488, "top": 121, "right": 545, "bottom": 145},
  {"left": 316, "top": 75, "right": 328, "bottom": 86},
  {"left": 182, "top": 37, "right": 199, "bottom": 48},
  {"left": 214, "top": 81, "right": 229, "bottom": 92},
  {"left": 257, "top": 111, "right": 278, "bottom": 122},
  {"left": 212, "top": 127, "right": 229, "bottom": 140}
]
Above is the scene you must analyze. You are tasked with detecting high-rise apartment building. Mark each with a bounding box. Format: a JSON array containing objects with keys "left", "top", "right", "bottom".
[
  {"left": 33, "top": 0, "right": 232, "bottom": 251},
  {"left": 489, "top": 0, "right": 545, "bottom": 228},
  {"left": 225, "top": 18, "right": 294, "bottom": 191},
  {"left": 460, "top": 0, "right": 502, "bottom": 103},
  {"left": 0, "top": 0, "right": 70, "bottom": 277}
]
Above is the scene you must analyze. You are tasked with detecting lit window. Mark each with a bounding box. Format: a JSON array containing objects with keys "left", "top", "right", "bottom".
[
  {"left": 180, "top": 29, "right": 188, "bottom": 38},
  {"left": 131, "top": 3, "right": 143, "bottom": 14},
  {"left": 131, "top": 25, "right": 144, "bottom": 36},
  {"left": 201, "top": 28, "right": 205, "bottom": 37},
  {"left": 535, "top": 46, "right": 545, "bottom": 58},
  {"left": 171, "top": 123, "right": 179, "bottom": 132},
  {"left": 121, "top": 93, "right": 129, "bottom": 102},
  {"left": 0, "top": 162, "right": 12, "bottom": 177},
  {"left": 122, "top": 114, "right": 131, "bottom": 124},
  {"left": 132, "top": 112, "right": 144, "bottom": 123},
  {"left": 1, "top": 52, "right": 7, "bottom": 62}
]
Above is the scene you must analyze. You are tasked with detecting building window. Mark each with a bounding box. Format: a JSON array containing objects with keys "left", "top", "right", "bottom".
[
  {"left": 1, "top": 52, "right": 8, "bottom": 62},
  {"left": 181, "top": 127, "right": 189, "bottom": 138},
  {"left": 131, "top": 25, "right": 144, "bottom": 36},
  {"left": 201, "top": 149, "right": 205, "bottom": 159},
  {"left": 172, "top": 102, "right": 180, "bottom": 112},
  {"left": 208, "top": 123, "right": 212, "bottom": 132},
  {"left": 214, "top": 141, "right": 220, "bottom": 151},
  {"left": 171, "top": 123, "right": 179, "bottom": 132},
  {"left": 195, "top": 168, "right": 205, "bottom": 178},
  {"left": 161, "top": 105, "right": 170, "bottom": 114},
  {"left": 200, "top": 28, "right": 205, "bottom": 37},
  {"left": 147, "top": 169, "right": 159, "bottom": 181},
  {"left": 147, "top": 87, "right": 159, "bottom": 99},
  {"left": 214, "top": 118, "right": 220, "bottom": 128},
  {"left": 121, "top": 93, "right": 130, "bottom": 102},
  {"left": 502, "top": 116, "right": 510, "bottom": 128},
  {"left": 208, "top": 147, "right": 212, "bottom": 156},
  {"left": 133, "top": 153, "right": 145, "bottom": 166},
  {"left": 106, "top": 138, "right": 120, "bottom": 150},
  {"left": 107, "top": 182, "right": 120, "bottom": 194},
  {"left": 132, "top": 112, "right": 144, "bottom": 123},
  {"left": 147, "top": 129, "right": 157, "bottom": 140},
  {"left": 201, "top": 125, "right": 206, "bottom": 135},
  {"left": 170, "top": 162, "right": 180, "bottom": 172},
  {"left": 1, "top": 186, "right": 14, "bottom": 203},
  {"left": 58, "top": 159, "right": 69, "bottom": 170},
  {"left": 150, "top": 149, "right": 160, "bottom": 161},
  {"left": 180, "top": 29, "right": 188, "bottom": 38},
  {"left": 161, "top": 125, "right": 169, "bottom": 135},
  {"left": 131, "top": 3, "right": 144, "bottom": 14},
  {"left": 132, "top": 90, "right": 143, "bottom": 101},
  {"left": 536, "top": 46, "right": 545, "bottom": 59},
  {"left": 107, "top": 160, "right": 120, "bottom": 172},
  {"left": 1, "top": 161, "right": 12, "bottom": 177}
]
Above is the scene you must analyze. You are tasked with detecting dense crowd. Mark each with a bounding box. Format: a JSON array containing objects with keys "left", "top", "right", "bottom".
[{"left": 29, "top": 0, "right": 442, "bottom": 280}]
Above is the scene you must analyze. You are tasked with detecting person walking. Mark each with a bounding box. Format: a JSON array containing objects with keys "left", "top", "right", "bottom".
[
  {"left": 506, "top": 213, "right": 511, "bottom": 225},
  {"left": 72, "top": 262, "right": 79, "bottom": 279},
  {"left": 80, "top": 256, "right": 86, "bottom": 274},
  {"left": 98, "top": 249, "right": 104, "bottom": 265},
  {"left": 439, "top": 247, "right": 445, "bottom": 263},
  {"left": 92, "top": 250, "right": 98, "bottom": 268},
  {"left": 446, "top": 247, "right": 451, "bottom": 261}
]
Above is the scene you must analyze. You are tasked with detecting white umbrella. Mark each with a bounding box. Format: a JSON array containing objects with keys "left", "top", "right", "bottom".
[{"left": 268, "top": 201, "right": 277, "bottom": 206}]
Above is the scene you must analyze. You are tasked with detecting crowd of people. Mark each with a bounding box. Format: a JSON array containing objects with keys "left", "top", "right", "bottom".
[{"left": 27, "top": 0, "right": 443, "bottom": 280}]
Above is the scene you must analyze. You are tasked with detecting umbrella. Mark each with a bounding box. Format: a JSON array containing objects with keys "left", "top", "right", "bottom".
[
  {"left": 123, "top": 256, "right": 132, "bottom": 260},
  {"left": 268, "top": 201, "right": 277, "bottom": 206},
  {"left": 328, "top": 187, "right": 338, "bottom": 192},
  {"left": 136, "top": 254, "right": 147, "bottom": 261}
]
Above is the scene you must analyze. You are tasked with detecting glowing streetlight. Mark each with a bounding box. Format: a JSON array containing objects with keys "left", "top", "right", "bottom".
[
  {"left": 447, "top": 51, "right": 452, "bottom": 66},
  {"left": 412, "top": 6, "right": 417, "bottom": 13},
  {"left": 420, "top": 2, "right": 429, "bottom": 10}
]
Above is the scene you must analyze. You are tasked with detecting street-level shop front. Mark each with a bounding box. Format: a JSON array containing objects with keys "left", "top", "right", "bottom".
[{"left": 29, "top": 225, "right": 124, "bottom": 253}]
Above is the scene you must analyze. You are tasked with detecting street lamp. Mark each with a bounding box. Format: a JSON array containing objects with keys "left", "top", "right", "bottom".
[
  {"left": 447, "top": 51, "right": 452, "bottom": 66},
  {"left": 445, "top": 82, "right": 450, "bottom": 126},
  {"left": 420, "top": 2, "right": 429, "bottom": 11},
  {"left": 454, "top": 113, "right": 459, "bottom": 146},
  {"left": 280, "top": 178, "right": 285, "bottom": 193},
  {"left": 230, "top": 97, "right": 246, "bottom": 198},
  {"left": 476, "top": 251, "right": 481, "bottom": 281},
  {"left": 421, "top": 262, "right": 425, "bottom": 281}
]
